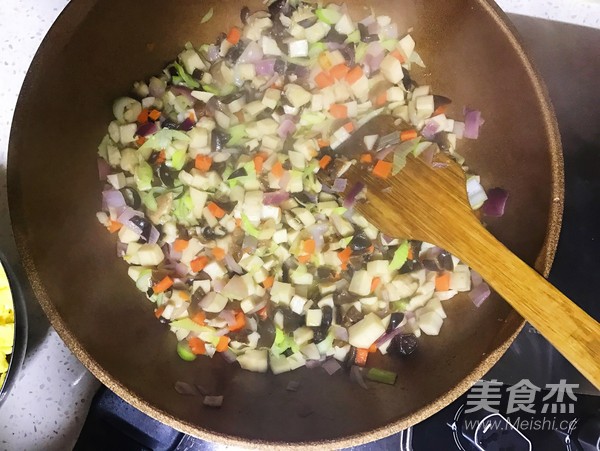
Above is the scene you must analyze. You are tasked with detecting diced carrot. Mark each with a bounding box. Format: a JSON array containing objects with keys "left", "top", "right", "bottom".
[
  {"left": 319, "top": 155, "right": 332, "bottom": 169},
  {"left": 179, "top": 291, "right": 191, "bottom": 301},
  {"left": 272, "top": 161, "right": 284, "bottom": 178},
  {"left": 371, "top": 277, "right": 381, "bottom": 292},
  {"left": 435, "top": 272, "right": 451, "bottom": 291},
  {"left": 400, "top": 129, "right": 418, "bottom": 142},
  {"left": 229, "top": 311, "right": 246, "bottom": 332},
  {"left": 135, "top": 136, "right": 147, "bottom": 146},
  {"left": 254, "top": 155, "right": 264, "bottom": 173},
  {"left": 226, "top": 26, "right": 241, "bottom": 45},
  {"left": 257, "top": 306, "right": 269, "bottom": 321},
  {"left": 433, "top": 105, "right": 447, "bottom": 116},
  {"left": 338, "top": 246, "right": 352, "bottom": 271},
  {"left": 154, "top": 306, "right": 165, "bottom": 319},
  {"left": 360, "top": 153, "right": 373, "bottom": 164},
  {"left": 390, "top": 49, "right": 406, "bottom": 63},
  {"left": 263, "top": 276, "right": 275, "bottom": 289},
  {"left": 318, "top": 52, "right": 332, "bottom": 71},
  {"left": 355, "top": 348, "right": 369, "bottom": 366},
  {"left": 191, "top": 311, "right": 206, "bottom": 325},
  {"left": 195, "top": 155, "right": 212, "bottom": 172},
  {"left": 330, "top": 63, "right": 350, "bottom": 80},
  {"left": 372, "top": 160, "right": 392, "bottom": 179},
  {"left": 216, "top": 336, "right": 231, "bottom": 352},
  {"left": 212, "top": 247, "right": 226, "bottom": 260},
  {"left": 303, "top": 239, "right": 316, "bottom": 254},
  {"left": 155, "top": 150, "right": 166, "bottom": 165},
  {"left": 368, "top": 343, "right": 378, "bottom": 353},
  {"left": 148, "top": 109, "right": 161, "bottom": 121},
  {"left": 329, "top": 104, "right": 348, "bottom": 119},
  {"left": 173, "top": 239, "right": 189, "bottom": 252},
  {"left": 188, "top": 337, "right": 206, "bottom": 355},
  {"left": 407, "top": 247, "right": 414, "bottom": 260},
  {"left": 298, "top": 254, "right": 311, "bottom": 264},
  {"left": 190, "top": 256, "right": 209, "bottom": 273},
  {"left": 207, "top": 202, "right": 226, "bottom": 219},
  {"left": 107, "top": 220, "right": 122, "bottom": 233},
  {"left": 235, "top": 218, "right": 242, "bottom": 228},
  {"left": 343, "top": 122, "right": 355, "bottom": 133},
  {"left": 153, "top": 276, "right": 174, "bottom": 294},
  {"left": 367, "top": 244, "right": 375, "bottom": 254},
  {"left": 345, "top": 66, "right": 363, "bottom": 85},
  {"left": 317, "top": 138, "right": 330, "bottom": 148},
  {"left": 315, "top": 71, "right": 335, "bottom": 89},
  {"left": 375, "top": 91, "right": 388, "bottom": 106},
  {"left": 137, "top": 108, "right": 149, "bottom": 124}
]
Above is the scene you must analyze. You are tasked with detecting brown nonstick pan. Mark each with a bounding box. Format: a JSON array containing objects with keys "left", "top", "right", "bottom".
[{"left": 7, "top": 0, "right": 562, "bottom": 447}]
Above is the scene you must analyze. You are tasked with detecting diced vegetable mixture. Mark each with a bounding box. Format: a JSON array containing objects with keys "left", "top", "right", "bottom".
[
  {"left": 96, "top": 0, "right": 497, "bottom": 381},
  {"left": 0, "top": 264, "right": 15, "bottom": 388}
]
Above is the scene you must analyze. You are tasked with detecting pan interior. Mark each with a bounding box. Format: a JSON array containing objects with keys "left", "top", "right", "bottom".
[{"left": 7, "top": 0, "right": 561, "bottom": 446}]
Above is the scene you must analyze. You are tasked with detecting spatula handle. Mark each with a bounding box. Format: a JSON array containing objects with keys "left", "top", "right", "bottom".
[{"left": 447, "top": 222, "right": 600, "bottom": 389}]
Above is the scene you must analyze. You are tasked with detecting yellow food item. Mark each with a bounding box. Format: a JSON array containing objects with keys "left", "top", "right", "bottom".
[{"left": 0, "top": 264, "right": 14, "bottom": 387}]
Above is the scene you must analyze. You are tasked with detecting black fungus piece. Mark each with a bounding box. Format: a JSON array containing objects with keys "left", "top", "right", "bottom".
[
  {"left": 286, "top": 62, "right": 310, "bottom": 79},
  {"left": 211, "top": 129, "right": 229, "bottom": 152},
  {"left": 400, "top": 259, "right": 424, "bottom": 274},
  {"left": 274, "top": 59, "right": 287, "bottom": 74},
  {"left": 389, "top": 333, "right": 418, "bottom": 356},
  {"left": 161, "top": 118, "right": 179, "bottom": 130},
  {"left": 349, "top": 232, "right": 372, "bottom": 254},
  {"left": 157, "top": 165, "right": 175, "bottom": 188},
  {"left": 358, "top": 23, "right": 379, "bottom": 43},
  {"left": 192, "top": 69, "right": 204, "bottom": 81},
  {"left": 339, "top": 45, "right": 356, "bottom": 67},
  {"left": 120, "top": 187, "right": 141, "bottom": 209},
  {"left": 201, "top": 226, "right": 227, "bottom": 240},
  {"left": 434, "top": 131, "right": 452, "bottom": 152},
  {"left": 225, "top": 42, "right": 247, "bottom": 65},
  {"left": 257, "top": 319, "right": 276, "bottom": 348},
  {"left": 147, "top": 150, "right": 162, "bottom": 165},
  {"left": 130, "top": 216, "right": 152, "bottom": 243},
  {"left": 437, "top": 251, "right": 454, "bottom": 271},
  {"left": 422, "top": 259, "right": 441, "bottom": 272},
  {"left": 282, "top": 309, "right": 304, "bottom": 334},
  {"left": 387, "top": 312, "right": 405, "bottom": 333},
  {"left": 312, "top": 326, "right": 327, "bottom": 344},
  {"left": 168, "top": 66, "right": 179, "bottom": 77},
  {"left": 215, "top": 32, "right": 227, "bottom": 47},
  {"left": 268, "top": 0, "right": 293, "bottom": 18},
  {"left": 292, "top": 192, "right": 316, "bottom": 206},
  {"left": 342, "top": 305, "right": 362, "bottom": 328},
  {"left": 240, "top": 6, "right": 250, "bottom": 24},
  {"left": 227, "top": 167, "right": 248, "bottom": 180},
  {"left": 298, "top": 17, "right": 317, "bottom": 28},
  {"left": 344, "top": 346, "right": 357, "bottom": 369},
  {"left": 433, "top": 94, "right": 452, "bottom": 110},
  {"left": 321, "top": 306, "right": 333, "bottom": 328},
  {"left": 317, "top": 266, "right": 335, "bottom": 281},
  {"left": 221, "top": 91, "right": 245, "bottom": 105},
  {"left": 402, "top": 67, "right": 417, "bottom": 91}
]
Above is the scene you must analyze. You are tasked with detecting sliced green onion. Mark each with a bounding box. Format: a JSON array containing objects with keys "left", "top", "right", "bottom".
[
  {"left": 177, "top": 341, "right": 197, "bottom": 361},
  {"left": 172, "top": 62, "right": 200, "bottom": 89},
  {"left": 171, "top": 148, "right": 187, "bottom": 171},
  {"left": 345, "top": 29, "right": 360, "bottom": 44},
  {"left": 389, "top": 240, "right": 409, "bottom": 271},
  {"left": 366, "top": 367, "right": 397, "bottom": 385},
  {"left": 200, "top": 7, "right": 214, "bottom": 24},
  {"left": 170, "top": 318, "right": 212, "bottom": 333},
  {"left": 241, "top": 213, "right": 260, "bottom": 238},
  {"left": 135, "top": 162, "right": 154, "bottom": 191},
  {"left": 227, "top": 124, "right": 247, "bottom": 146}
]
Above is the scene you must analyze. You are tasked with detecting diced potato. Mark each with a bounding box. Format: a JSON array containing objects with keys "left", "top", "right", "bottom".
[
  {"left": 348, "top": 312, "right": 386, "bottom": 348},
  {"left": 271, "top": 281, "right": 294, "bottom": 305},
  {"left": 137, "top": 244, "right": 165, "bottom": 266},
  {"left": 349, "top": 270, "right": 373, "bottom": 296},
  {"left": 305, "top": 309, "right": 323, "bottom": 327},
  {"left": 238, "top": 349, "right": 268, "bottom": 373}
]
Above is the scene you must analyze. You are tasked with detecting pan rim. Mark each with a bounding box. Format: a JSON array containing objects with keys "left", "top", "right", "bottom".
[{"left": 7, "top": 0, "right": 563, "bottom": 447}]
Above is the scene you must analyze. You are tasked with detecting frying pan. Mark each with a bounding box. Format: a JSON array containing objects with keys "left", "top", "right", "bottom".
[{"left": 7, "top": 0, "right": 563, "bottom": 447}]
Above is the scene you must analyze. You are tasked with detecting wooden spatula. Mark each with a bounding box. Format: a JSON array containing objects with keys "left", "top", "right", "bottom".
[{"left": 324, "top": 115, "right": 600, "bottom": 389}]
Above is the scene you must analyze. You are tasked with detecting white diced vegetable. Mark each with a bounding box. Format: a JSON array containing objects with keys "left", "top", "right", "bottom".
[
  {"left": 349, "top": 270, "right": 373, "bottom": 296},
  {"left": 137, "top": 244, "right": 164, "bottom": 266},
  {"left": 201, "top": 292, "right": 229, "bottom": 313},
  {"left": 238, "top": 349, "right": 268, "bottom": 373},
  {"left": 118, "top": 225, "right": 141, "bottom": 244},
  {"left": 203, "top": 261, "right": 227, "bottom": 279},
  {"left": 290, "top": 294, "right": 308, "bottom": 314},
  {"left": 271, "top": 281, "right": 294, "bottom": 305},
  {"left": 398, "top": 34, "right": 416, "bottom": 60},
  {"left": 293, "top": 326, "right": 314, "bottom": 345},
  {"left": 417, "top": 309, "right": 444, "bottom": 335},
  {"left": 334, "top": 14, "right": 355, "bottom": 35},
  {"left": 270, "top": 353, "right": 292, "bottom": 374},
  {"left": 380, "top": 54, "right": 404, "bottom": 84},
  {"left": 300, "top": 343, "right": 321, "bottom": 361},
  {"left": 305, "top": 22, "right": 331, "bottom": 43},
  {"left": 305, "top": 309, "right": 323, "bottom": 327},
  {"left": 450, "top": 265, "right": 472, "bottom": 292},
  {"left": 285, "top": 84, "right": 312, "bottom": 108},
  {"left": 288, "top": 39, "right": 309, "bottom": 58},
  {"left": 348, "top": 312, "right": 386, "bottom": 348}
]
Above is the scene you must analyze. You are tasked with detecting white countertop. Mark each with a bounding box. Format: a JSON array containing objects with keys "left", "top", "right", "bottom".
[{"left": 0, "top": 0, "right": 598, "bottom": 449}]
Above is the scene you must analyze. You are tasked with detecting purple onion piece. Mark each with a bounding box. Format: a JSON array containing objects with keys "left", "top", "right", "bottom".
[
  {"left": 224, "top": 253, "right": 243, "bottom": 274},
  {"left": 247, "top": 298, "right": 268, "bottom": 314},
  {"left": 471, "top": 269, "right": 483, "bottom": 287},
  {"left": 419, "top": 144, "right": 436, "bottom": 166},
  {"left": 375, "top": 146, "right": 395, "bottom": 160},
  {"left": 374, "top": 319, "right": 407, "bottom": 347},
  {"left": 136, "top": 122, "right": 158, "bottom": 137},
  {"left": 350, "top": 365, "right": 369, "bottom": 389},
  {"left": 463, "top": 108, "right": 484, "bottom": 139},
  {"left": 102, "top": 189, "right": 126, "bottom": 210},
  {"left": 148, "top": 225, "right": 160, "bottom": 245},
  {"left": 305, "top": 359, "right": 322, "bottom": 369},
  {"left": 263, "top": 190, "right": 290, "bottom": 206},
  {"left": 322, "top": 358, "right": 342, "bottom": 375},
  {"left": 343, "top": 182, "right": 365, "bottom": 209},
  {"left": 469, "top": 282, "right": 491, "bottom": 307},
  {"left": 254, "top": 58, "right": 276, "bottom": 77},
  {"left": 421, "top": 120, "right": 440, "bottom": 140},
  {"left": 170, "top": 85, "right": 196, "bottom": 103},
  {"left": 219, "top": 309, "right": 237, "bottom": 327},
  {"left": 332, "top": 178, "right": 348, "bottom": 192},
  {"left": 482, "top": 187, "right": 509, "bottom": 217},
  {"left": 98, "top": 158, "right": 111, "bottom": 181},
  {"left": 277, "top": 118, "right": 296, "bottom": 138},
  {"left": 178, "top": 117, "right": 195, "bottom": 132},
  {"left": 206, "top": 44, "right": 220, "bottom": 62},
  {"left": 174, "top": 381, "right": 200, "bottom": 396},
  {"left": 221, "top": 349, "right": 237, "bottom": 363}
]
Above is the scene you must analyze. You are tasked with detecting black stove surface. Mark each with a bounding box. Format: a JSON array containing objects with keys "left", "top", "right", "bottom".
[{"left": 75, "top": 15, "right": 600, "bottom": 451}]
